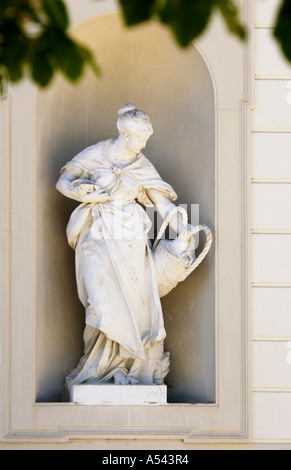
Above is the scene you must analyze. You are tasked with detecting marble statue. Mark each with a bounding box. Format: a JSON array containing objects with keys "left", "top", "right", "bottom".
[{"left": 56, "top": 104, "right": 212, "bottom": 391}]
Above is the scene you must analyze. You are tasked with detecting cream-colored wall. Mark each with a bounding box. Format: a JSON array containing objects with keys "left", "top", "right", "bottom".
[
  {"left": 3, "top": 0, "right": 291, "bottom": 450},
  {"left": 252, "top": 0, "right": 291, "bottom": 443}
]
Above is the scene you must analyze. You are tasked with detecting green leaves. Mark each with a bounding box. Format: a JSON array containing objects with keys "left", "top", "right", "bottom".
[
  {"left": 0, "top": 15, "right": 28, "bottom": 82},
  {"left": 118, "top": 0, "right": 157, "bottom": 25},
  {"left": 0, "top": 0, "right": 99, "bottom": 94},
  {"left": 30, "top": 50, "right": 54, "bottom": 87},
  {"left": 158, "top": 0, "right": 214, "bottom": 47},
  {"left": 118, "top": 0, "right": 246, "bottom": 48},
  {"left": 2, "top": 0, "right": 291, "bottom": 95},
  {"left": 216, "top": 0, "right": 246, "bottom": 40},
  {"left": 274, "top": 0, "right": 291, "bottom": 62},
  {"left": 42, "top": 0, "right": 69, "bottom": 30},
  {"left": 38, "top": 27, "right": 97, "bottom": 83}
]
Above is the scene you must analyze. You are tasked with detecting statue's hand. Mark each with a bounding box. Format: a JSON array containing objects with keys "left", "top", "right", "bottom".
[
  {"left": 169, "top": 226, "right": 195, "bottom": 262},
  {"left": 83, "top": 190, "right": 110, "bottom": 203},
  {"left": 175, "top": 230, "right": 193, "bottom": 252},
  {"left": 69, "top": 179, "right": 98, "bottom": 197}
]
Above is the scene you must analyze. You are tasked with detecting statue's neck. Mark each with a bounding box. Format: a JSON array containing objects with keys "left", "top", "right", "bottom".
[{"left": 108, "top": 138, "right": 139, "bottom": 167}]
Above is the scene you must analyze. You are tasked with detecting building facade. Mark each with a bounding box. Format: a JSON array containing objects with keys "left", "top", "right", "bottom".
[{"left": 0, "top": 0, "right": 291, "bottom": 450}]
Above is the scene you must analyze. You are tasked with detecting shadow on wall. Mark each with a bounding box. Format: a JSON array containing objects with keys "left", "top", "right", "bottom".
[{"left": 35, "top": 13, "right": 215, "bottom": 403}]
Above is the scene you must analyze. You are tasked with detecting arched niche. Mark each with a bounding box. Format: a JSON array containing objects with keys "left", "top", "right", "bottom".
[{"left": 35, "top": 12, "right": 215, "bottom": 403}]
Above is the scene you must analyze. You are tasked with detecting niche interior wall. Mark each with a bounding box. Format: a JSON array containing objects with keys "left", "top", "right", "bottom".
[{"left": 35, "top": 13, "right": 215, "bottom": 403}]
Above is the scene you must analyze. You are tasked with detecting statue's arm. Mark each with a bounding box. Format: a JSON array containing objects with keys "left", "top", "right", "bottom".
[
  {"left": 56, "top": 166, "right": 87, "bottom": 203},
  {"left": 56, "top": 167, "right": 110, "bottom": 203},
  {"left": 146, "top": 189, "right": 183, "bottom": 234}
]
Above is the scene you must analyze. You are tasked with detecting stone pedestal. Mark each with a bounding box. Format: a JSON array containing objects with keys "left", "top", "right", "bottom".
[{"left": 70, "top": 384, "right": 167, "bottom": 405}]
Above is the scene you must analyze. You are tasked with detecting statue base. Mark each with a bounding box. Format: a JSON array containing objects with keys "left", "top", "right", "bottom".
[{"left": 69, "top": 384, "right": 167, "bottom": 405}]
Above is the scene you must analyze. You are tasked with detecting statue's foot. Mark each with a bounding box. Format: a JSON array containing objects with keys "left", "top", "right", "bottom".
[
  {"left": 153, "top": 378, "right": 163, "bottom": 385},
  {"left": 127, "top": 376, "right": 139, "bottom": 385},
  {"left": 113, "top": 370, "right": 139, "bottom": 385},
  {"left": 113, "top": 370, "right": 128, "bottom": 384}
]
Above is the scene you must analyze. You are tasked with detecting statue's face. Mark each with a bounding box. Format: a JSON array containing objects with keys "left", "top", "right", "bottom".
[{"left": 123, "top": 132, "right": 150, "bottom": 154}]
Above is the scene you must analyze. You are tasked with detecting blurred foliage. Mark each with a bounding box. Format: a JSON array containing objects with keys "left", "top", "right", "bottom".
[
  {"left": 0, "top": 0, "right": 99, "bottom": 95},
  {"left": 119, "top": 0, "right": 246, "bottom": 47},
  {"left": 1, "top": 0, "right": 291, "bottom": 95},
  {"left": 274, "top": 0, "right": 291, "bottom": 63}
]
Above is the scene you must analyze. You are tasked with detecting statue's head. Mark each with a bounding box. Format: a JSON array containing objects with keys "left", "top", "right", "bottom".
[{"left": 117, "top": 104, "right": 153, "bottom": 153}]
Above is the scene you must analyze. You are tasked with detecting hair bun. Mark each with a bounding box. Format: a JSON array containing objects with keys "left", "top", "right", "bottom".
[{"left": 118, "top": 103, "right": 137, "bottom": 116}]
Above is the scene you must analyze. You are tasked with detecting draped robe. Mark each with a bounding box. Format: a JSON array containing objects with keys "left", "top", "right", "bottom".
[{"left": 61, "top": 139, "right": 177, "bottom": 387}]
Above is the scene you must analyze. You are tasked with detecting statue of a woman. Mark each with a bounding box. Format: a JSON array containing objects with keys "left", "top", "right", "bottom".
[{"left": 56, "top": 104, "right": 192, "bottom": 390}]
